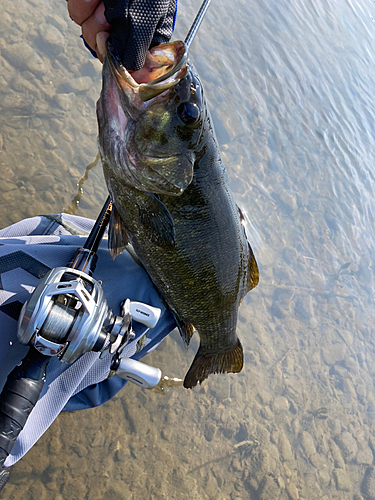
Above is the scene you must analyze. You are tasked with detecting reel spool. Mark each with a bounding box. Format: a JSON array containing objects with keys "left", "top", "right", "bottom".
[{"left": 17, "top": 266, "right": 161, "bottom": 364}]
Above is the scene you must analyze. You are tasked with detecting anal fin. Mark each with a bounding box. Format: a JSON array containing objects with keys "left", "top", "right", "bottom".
[
  {"left": 175, "top": 316, "right": 195, "bottom": 348},
  {"left": 247, "top": 242, "right": 259, "bottom": 291},
  {"left": 237, "top": 204, "right": 259, "bottom": 292}
]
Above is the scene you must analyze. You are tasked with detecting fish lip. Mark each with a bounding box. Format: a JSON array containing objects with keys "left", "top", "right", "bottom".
[
  {"left": 105, "top": 39, "right": 189, "bottom": 102},
  {"left": 105, "top": 40, "right": 137, "bottom": 89}
]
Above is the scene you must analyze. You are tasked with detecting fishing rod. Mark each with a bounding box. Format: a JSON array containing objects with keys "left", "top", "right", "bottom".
[
  {"left": 184, "top": 0, "right": 211, "bottom": 49},
  {"left": 0, "top": 0, "right": 212, "bottom": 491}
]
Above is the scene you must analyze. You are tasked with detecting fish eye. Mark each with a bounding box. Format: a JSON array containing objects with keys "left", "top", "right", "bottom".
[{"left": 177, "top": 102, "right": 200, "bottom": 125}]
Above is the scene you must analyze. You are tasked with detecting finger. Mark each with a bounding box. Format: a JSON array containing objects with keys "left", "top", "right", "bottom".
[
  {"left": 68, "top": 0, "right": 101, "bottom": 26},
  {"left": 81, "top": 3, "right": 111, "bottom": 55},
  {"left": 96, "top": 31, "right": 110, "bottom": 62}
]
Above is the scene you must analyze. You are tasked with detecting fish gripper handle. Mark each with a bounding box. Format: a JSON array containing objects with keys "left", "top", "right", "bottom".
[{"left": 0, "top": 347, "right": 50, "bottom": 469}]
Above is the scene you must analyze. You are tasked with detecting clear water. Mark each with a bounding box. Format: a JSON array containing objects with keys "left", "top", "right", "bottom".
[{"left": 2, "top": 0, "right": 375, "bottom": 498}]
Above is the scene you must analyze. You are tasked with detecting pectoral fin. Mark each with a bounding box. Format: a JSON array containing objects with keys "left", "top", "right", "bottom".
[
  {"left": 138, "top": 193, "right": 175, "bottom": 246},
  {"left": 108, "top": 204, "right": 130, "bottom": 260},
  {"left": 183, "top": 338, "right": 244, "bottom": 389}
]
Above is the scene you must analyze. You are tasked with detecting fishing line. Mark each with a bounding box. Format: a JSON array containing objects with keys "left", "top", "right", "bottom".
[{"left": 65, "top": 151, "right": 101, "bottom": 215}]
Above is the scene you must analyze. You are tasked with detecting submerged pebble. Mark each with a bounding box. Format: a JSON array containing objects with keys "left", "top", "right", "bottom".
[
  {"left": 2, "top": 42, "right": 48, "bottom": 75},
  {"left": 54, "top": 92, "right": 76, "bottom": 110},
  {"left": 273, "top": 395, "right": 289, "bottom": 411},
  {"left": 286, "top": 482, "right": 300, "bottom": 500},
  {"left": 333, "top": 468, "right": 351, "bottom": 492},
  {"left": 39, "top": 23, "right": 64, "bottom": 50},
  {"left": 336, "top": 431, "right": 358, "bottom": 461},
  {"left": 321, "top": 343, "right": 346, "bottom": 366},
  {"left": 362, "top": 467, "right": 375, "bottom": 499}
]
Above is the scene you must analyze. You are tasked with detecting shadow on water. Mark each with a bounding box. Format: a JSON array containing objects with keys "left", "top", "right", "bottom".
[{"left": 1, "top": 0, "right": 375, "bottom": 498}]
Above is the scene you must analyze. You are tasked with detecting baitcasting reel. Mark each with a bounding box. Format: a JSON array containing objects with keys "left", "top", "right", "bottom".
[{"left": 17, "top": 266, "right": 162, "bottom": 387}]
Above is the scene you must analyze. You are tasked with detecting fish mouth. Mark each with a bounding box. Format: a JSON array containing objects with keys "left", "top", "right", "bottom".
[
  {"left": 98, "top": 40, "right": 194, "bottom": 196},
  {"left": 105, "top": 39, "right": 188, "bottom": 102}
]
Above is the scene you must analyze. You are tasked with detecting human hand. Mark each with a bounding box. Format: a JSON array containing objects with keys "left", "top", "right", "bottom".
[
  {"left": 67, "top": 0, "right": 111, "bottom": 63},
  {"left": 67, "top": 0, "right": 177, "bottom": 70}
]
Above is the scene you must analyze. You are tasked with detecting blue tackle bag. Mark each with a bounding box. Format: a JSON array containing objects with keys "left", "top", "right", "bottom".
[{"left": 0, "top": 213, "right": 176, "bottom": 466}]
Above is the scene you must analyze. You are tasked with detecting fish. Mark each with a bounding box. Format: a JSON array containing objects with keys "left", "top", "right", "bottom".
[{"left": 97, "top": 40, "right": 259, "bottom": 388}]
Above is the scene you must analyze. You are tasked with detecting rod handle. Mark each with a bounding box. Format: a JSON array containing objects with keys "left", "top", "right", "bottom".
[{"left": 0, "top": 348, "right": 49, "bottom": 468}]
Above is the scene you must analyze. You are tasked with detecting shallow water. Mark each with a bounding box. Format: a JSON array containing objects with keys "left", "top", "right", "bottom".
[{"left": 2, "top": 0, "right": 375, "bottom": 498}]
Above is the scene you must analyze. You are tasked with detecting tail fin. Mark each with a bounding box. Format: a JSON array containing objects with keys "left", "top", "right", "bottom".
[{"left": 183, "top": 338, "right": 243, "bottom": 389}]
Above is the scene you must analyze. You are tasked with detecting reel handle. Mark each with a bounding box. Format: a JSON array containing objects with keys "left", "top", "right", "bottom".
[
  {"left": 130, "top": 301, "right": 161, "bottom": 329},
  {"left": 113, "top": 358, "right": 162, "bottom": 389},
  {"left": 0, "top": 347, "right": 49, "bottom": 468}
]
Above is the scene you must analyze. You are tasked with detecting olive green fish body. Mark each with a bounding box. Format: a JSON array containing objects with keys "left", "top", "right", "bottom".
[{"left": 98, "top": 41, "right": 259, "bottom": 388}]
